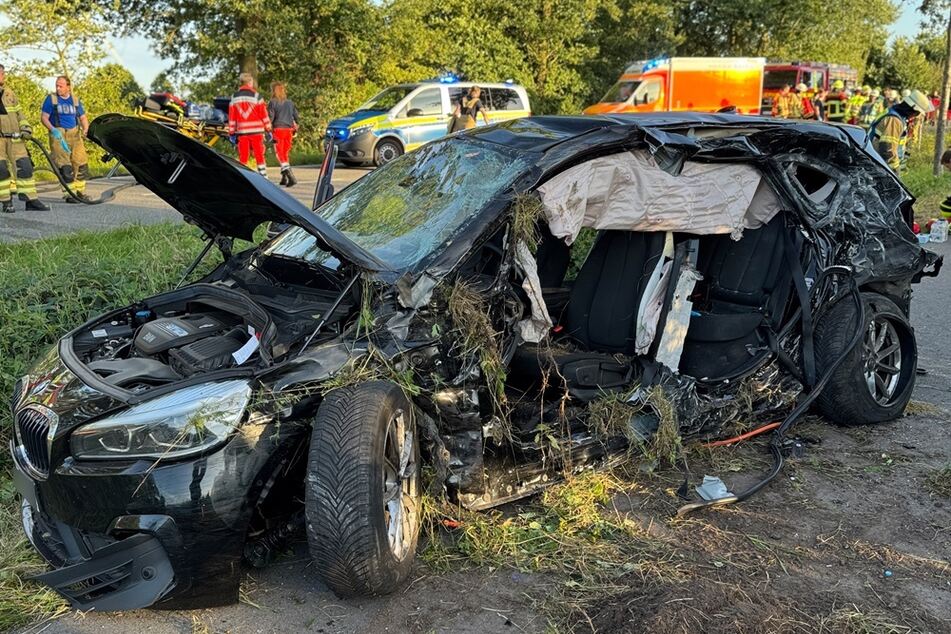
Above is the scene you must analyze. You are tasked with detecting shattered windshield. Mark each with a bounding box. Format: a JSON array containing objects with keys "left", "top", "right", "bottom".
[
  {"left": 265, "top": 138, "right": 530, "bottom": 270},
  {"left": 357, "top": 86, "right": 417, "bottom": 112}
]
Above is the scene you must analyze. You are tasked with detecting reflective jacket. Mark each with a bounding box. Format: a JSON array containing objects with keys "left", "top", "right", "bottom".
[
  {"left": 824, "top": 91, "right": 848, "bottom": 122},
  {"left": 773, "top": 92, "right": 802, "bottom": 118},
  {"left": 845, "top": 94, "right": 867, "bottom": 123},
  {"left": 228, "top": 85, "right": 271, "bottom": 136},
  {"left": 0, "top": 84, "right": 30, "bottom": 136},
  {"left": 869, "top": 109, "right": 907, "bottom": 172}
]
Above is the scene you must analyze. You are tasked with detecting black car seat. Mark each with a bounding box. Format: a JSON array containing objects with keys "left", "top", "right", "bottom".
[
  {"left": 679, "top": 214, "right": 796, "bottom": 379},
  {"left": 563, "top": 231, "right": 666, "bottom": 353},
  {"left": 510, "top": 230, "right": 666, "bottom": 399}
]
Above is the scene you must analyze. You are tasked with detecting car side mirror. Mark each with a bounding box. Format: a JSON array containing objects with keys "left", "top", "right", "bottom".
[{"left": 407, "top": 108, "right": 423, "bottom": 117}]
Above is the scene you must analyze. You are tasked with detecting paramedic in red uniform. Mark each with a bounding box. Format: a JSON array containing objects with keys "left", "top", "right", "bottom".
[
  {"left": 228, "top": 73, "right": 271, "bottom": 178},
  {"left": 267, "top": 82, "right": 300, "bottom": 187}
]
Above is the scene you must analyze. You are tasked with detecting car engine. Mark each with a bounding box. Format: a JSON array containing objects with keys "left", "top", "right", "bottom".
[{"left": 75, "top": 307, "right": 257, "bottom": 392}]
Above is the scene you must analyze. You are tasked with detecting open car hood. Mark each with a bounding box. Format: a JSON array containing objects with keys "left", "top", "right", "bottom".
[{"left": 88, "top": 114, "right": 387, "bottom": 271}]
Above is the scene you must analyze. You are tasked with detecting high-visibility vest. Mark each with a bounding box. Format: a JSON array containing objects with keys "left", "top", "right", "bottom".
[{"left": 825, "top": 92, "right": 847, "bottom": 121}]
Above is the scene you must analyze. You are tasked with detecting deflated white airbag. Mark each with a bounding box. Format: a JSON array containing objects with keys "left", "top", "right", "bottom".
[{"left": 537, "top": 150, "right": 781, "bottom": 243}]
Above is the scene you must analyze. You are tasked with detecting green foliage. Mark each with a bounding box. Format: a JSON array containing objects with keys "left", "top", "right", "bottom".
[
  {"left": 866, "top": 37, "right": 942, "bottom": 91},
  {"left": 105, "top": 0, "right": 906, "bottom": 148},
  {"left": 674, "top": 0, "right": 898, "bottom": 79},
  {"left": 903, "top": 129, "right": 951, "bottom": 220},
  {"left": 0, "top": 223, "right": 207, "bottom": 630},
  {"left": 0, "top": 0, "right": 111, "bottom": 78}
]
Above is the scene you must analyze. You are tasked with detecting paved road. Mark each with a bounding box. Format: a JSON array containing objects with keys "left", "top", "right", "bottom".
[{"left": 0, "top": 165, "right": 371, "bottom": 244}]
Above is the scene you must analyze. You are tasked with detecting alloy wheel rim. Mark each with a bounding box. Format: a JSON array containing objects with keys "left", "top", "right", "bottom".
[
  {"left": 382, "top": 409, "right": 418, "bottom": 560},
  {"left": 863, "top": 315, "right": 902, "bottom": 405},
  {"left": 378, "top": 144, "right": 398, "bottom": 164}
]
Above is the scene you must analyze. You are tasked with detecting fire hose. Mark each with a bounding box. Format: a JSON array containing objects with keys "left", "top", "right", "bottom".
[{"left": 17, "top": 133, "right": 137, "bottom": 205}]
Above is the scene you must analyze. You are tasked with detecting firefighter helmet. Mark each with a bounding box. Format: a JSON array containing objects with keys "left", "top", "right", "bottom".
[
  {"left": 903, "top": 89, "right": 934, "bottom": 115},
  {"left": 832, "top": 79, "right": 844, "bottom": 90},
  {"left": 796, "top": 82, "right": 808, "bottom": 92}
]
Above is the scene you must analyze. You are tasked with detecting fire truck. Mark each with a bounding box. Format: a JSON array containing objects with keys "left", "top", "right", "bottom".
[{"left": 761, "top": 61, "right": 859, "bottom": 115}]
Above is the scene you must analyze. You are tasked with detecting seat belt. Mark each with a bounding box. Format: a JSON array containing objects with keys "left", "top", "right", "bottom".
[{"left": 781, "top": 228, "right": 816, "bottom": 389}]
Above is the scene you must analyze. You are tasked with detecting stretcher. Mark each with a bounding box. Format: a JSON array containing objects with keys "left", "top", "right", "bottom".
[{"left": 132, "top": 106, "right": 230, "bottom": 147}]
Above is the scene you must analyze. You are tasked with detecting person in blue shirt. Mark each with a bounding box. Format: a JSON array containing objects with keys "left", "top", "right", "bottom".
[{"left": 40, "top": 75, "right": 91, "bottom": 203}]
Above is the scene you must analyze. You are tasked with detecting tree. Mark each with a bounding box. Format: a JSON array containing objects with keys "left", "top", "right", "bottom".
[
  {"left": 673, "top": 0, "right": 897, "bottom": 79},
  {"left": 0, "top": 0, "right": 111, "bottom": 79},
  {"left": 150, "top": 71, "right": 177, "bottom": 95},
  {"left": 76, "top": 63, "right": 145, "bottom": 116},
  {"left": 865, "top": 37, "right": 941, "bottom": 91},
  {"left": 922, "top": 0, "right": 951, "bottom": 176},
  {"left": 582, "top": 0, "right": 681, "bottom": 104}
]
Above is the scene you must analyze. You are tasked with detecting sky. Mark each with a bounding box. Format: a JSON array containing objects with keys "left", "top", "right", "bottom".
[{"left": 5, "top": 1, "right": 931, "bottom": 91}]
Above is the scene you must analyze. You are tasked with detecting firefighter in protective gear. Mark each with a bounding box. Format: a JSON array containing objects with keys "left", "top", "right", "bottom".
[
  {"left": 796, "top": 83, "right": 817, "bottom": 119},
  {"left": 824, "top": 79, "right": 848, "bottom": 123},
  {"left": 941, "top": 150, "right": 951, "bottom": 220},
  {"left": 41, "top": 75, "right": 91, "bottom": 203},
  {"left": 869, "top": 89, "right": 933, "bottom": 174},
  {"left": 773, "top": 84, "right": 802, "bottom": 118},
  {"left": 0, "top": 65, "right": 49, "bottom": 213},
  {"left": 845, "top": 85, "right": 870, "bottom": 124},
  {"left": 228, "top": 73, "right": 272, "bottom": 179},
  {"left": 859, "top": 88, "right": 883, "bottom": 127}
]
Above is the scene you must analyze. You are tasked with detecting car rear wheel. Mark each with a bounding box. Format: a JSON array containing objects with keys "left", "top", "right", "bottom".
[
  {"left": 814, "top": 293, "right": 916, "bottom": 425},
  {"left": 305, "top": 381, "right": 420, "bottom": 597},
  {"left": 373, "top": 139, "right": 403, "bottom": 167}
]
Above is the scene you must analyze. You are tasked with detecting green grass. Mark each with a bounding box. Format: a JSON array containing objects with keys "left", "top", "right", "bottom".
[
  {"left": 0, "top": 223, "right": 208, "bottom": 630},
  {"left": 903, "top": 128, "right": 951, "bottom": 222}
]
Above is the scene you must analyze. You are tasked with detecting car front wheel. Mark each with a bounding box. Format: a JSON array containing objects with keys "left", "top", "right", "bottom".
[
  {"left": 305, "top": 381, "right": 421, "bottom": 597},
  {"left": 814, "top": 293, "right": 917, "bottom": 425},
  {"left": 373, "top": 139, "right": 403, "bottom": 166}
]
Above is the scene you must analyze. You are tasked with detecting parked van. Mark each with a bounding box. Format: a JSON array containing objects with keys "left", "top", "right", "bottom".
[
  {"left": 325, "top": 81, "right": 531, "bottom": 166},
  {"left": 584, "top": 57, "right": 765, "bottom": 115}
]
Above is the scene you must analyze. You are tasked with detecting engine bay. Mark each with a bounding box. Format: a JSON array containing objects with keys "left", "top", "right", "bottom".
[{"left": 71, "top": 273, "right": 357, "bottom": 394}]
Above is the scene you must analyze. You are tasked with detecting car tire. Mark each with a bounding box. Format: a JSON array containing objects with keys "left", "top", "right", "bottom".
[
  {"left": 373, "top": 139, "right": 403, "bottom": 167},
  {"left": 305, "top": 381, "right": 421, "bottom": 597},
  {"left": 814, "top": 293, "right": 917, "bottom": 425}
]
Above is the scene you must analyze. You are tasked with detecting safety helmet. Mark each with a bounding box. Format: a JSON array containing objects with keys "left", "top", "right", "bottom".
[
  {"left": 901, "top": 89, "right": 911, "bottom": 98},
  {"left": 796, "top": 82, "right": 808, "bottom": 92},
  {"left": 832, "top": 79, "right": 844, "bottom": 90},
  {"left": 870, "top": 88, "right": 881, "bottom": 97},
  {"left": 903, "top": 89, "right": 934, "bottom": 115},
  {"left": 862, "top": 84, "right": 871, "bottom": 93}
]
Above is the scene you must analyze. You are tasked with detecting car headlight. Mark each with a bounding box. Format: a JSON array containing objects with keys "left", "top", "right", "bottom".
[
  {"left": 70, "top": 380, "right": 252, "bottom": 460},
  {"left": 350, "top": 124, "right": 373, "bottom": 137}
]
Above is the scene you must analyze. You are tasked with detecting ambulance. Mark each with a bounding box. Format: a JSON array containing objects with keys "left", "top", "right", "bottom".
[{"left": 583, "top": 57, "right": 765, "bottom": 115}]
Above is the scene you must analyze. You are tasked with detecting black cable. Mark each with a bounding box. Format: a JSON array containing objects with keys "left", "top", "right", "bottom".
[
  {"left": 677, "top": 273, "right": 865, "bottom": 517},
  {"left": 25, "top": 136, "right": 136, "bottom": 205}
]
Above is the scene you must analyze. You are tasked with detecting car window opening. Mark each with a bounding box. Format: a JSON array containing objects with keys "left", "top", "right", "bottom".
[{"left": 519, "top": 149, "right": 789, "bottom": 386}]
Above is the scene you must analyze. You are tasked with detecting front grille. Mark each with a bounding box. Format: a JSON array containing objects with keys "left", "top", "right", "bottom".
[
  {"left": 10, "top": 378, "right": 24, "bottom": 414},
  {"left": 15, "top": 405, "right": 56, "bottom": 477}
]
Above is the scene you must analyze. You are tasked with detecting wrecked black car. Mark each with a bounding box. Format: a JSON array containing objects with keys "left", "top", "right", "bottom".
[{"left": 9, "top": 113, "right": 940, "bottom": 611}]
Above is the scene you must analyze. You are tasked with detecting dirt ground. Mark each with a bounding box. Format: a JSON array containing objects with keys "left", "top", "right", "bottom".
[{"left": 14, "top": 249, "right": 951, "bottom": 634}]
